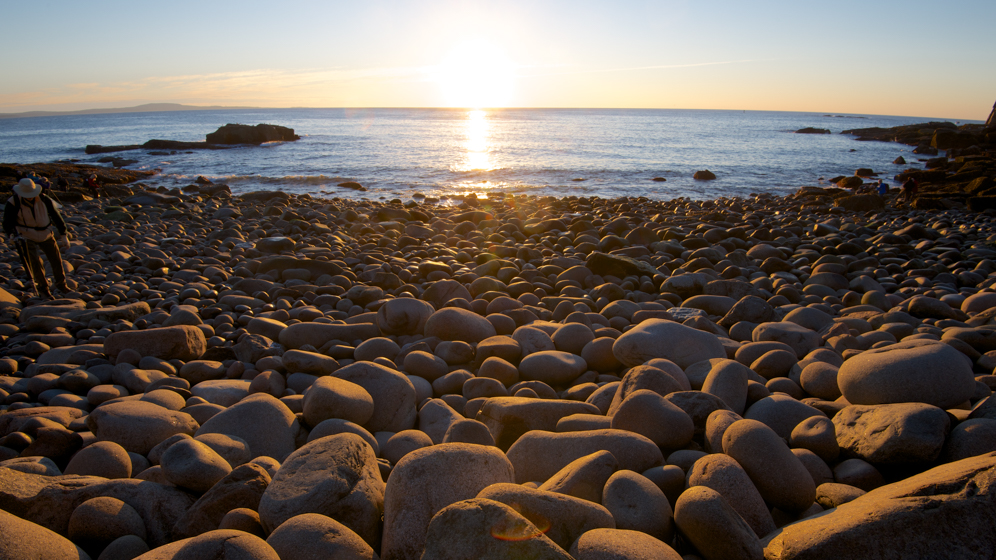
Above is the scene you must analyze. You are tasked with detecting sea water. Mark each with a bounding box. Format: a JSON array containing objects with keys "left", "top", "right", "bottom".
[{"left": 0, "top": 108, "right": 977, "bottom": 201}]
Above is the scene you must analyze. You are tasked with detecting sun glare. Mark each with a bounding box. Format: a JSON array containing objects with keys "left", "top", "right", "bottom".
[{"left": 435, "top": 40, "right": 516, "bottom": 108}]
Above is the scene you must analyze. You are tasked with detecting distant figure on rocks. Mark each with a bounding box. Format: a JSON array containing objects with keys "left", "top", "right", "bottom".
[
  {"left": 55, "top": 175, "right": 69, "bottom": 191},
  {"left": 877, "top": 179, "right": 888, "bottom": 196},
  {"left": 86, "top": 174, "right": 101, "bottom": 198},
  {"left": 2, "top": 178, "right": 71, "bottom": 299},
  {"left": 26, "top": 171, "right": 51, "bottom": 190},
  {"left": 900, "top": 177, "right": 918, "bottom": 202}
]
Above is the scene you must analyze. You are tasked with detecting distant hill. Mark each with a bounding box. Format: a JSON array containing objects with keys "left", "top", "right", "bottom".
[{"left": 0, "top": 103, "right": 259, "bottom": 119}]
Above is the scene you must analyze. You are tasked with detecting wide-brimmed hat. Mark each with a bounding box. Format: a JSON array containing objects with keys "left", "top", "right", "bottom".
[{"left": 13, "top": 178, "right": 42, "bottom": 198}]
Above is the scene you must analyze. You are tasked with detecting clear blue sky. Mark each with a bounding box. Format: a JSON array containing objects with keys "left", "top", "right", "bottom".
[{"left": 2, "top": 0, "right": 993, "bottom": 119}]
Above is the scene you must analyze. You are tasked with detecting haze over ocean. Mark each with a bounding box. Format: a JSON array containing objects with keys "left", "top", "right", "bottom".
[{"left": 0, "top": 108, "right": 974, "bottom": 201}]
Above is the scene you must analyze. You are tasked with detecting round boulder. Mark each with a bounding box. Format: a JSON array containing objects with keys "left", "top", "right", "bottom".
[
  {"left": 613, "top": 319, "right": 726, "bottom": 369},
  {"left": 518, "top": 351, "right": 588, "bottom": 386},
  {"left": 837, "top": 340, "right": 975, "bottom": 409},
  {"left": 302, "top": 376, "right": 375, "bottom": 428},
  {"left": 424, "top": 308, "right": 497, "bottom": 343}
]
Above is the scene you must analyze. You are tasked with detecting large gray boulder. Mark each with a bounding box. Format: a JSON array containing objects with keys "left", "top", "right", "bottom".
[
  {"left": 381, "top": 443, "right": 515, "bottom": 560},
  {"left": 0, "top": 468, "right": 195, "bottom": 547},
  {"left": 837, "top": 340, "right": 975, "bottom": 408},
  {"left": 762, "top": 452, "right": 996, "bottom": 559},
  {"left": 103, "top": 325, "right": 205, "bottom": 361},
  {"left": 257, "top": 434, "right": 384, "bottom": 548},
  {"left": 195, "top": 393, "right": 298, "bottom": 462},
  {"left": 833, "top": 403, "right": 951, "bottom": 464},
  {"left": 86, "top": 401, "right": 199, "bottom": 455},
  {"left": 420, "top": 498, "right": 573, "bottom": 560},
  {"left": 613, "top": 319, "right": 725, "bottom": 369},
  {"left": 0, "top": 508, "right": 91, "bottom": 560},
  {"left": 506, "top": 429, "right": 664, "bottom": 484},
  {"left": 333, "top": 361, "right": 418, "bottom": 433}
]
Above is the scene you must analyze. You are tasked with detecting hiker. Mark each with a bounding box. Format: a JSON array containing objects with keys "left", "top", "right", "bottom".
[
  {"left": 877, "top": 179, "right": 889, "bottom": 196},
  {"left": 901, "top": 177, "right": 918, "bottom": 202},
  {"left": 26, "top": 171, "right": 51, "bottom": 190},
  {"left": 2, "top": 178, "right": 71, "bottom": 299},
  {"left": 85, "top": 174, "right": 101, "bottom": 198}
]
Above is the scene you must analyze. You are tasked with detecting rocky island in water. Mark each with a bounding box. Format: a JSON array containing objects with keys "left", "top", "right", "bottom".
[{"left": 0, "top": 118, "right": 995, "bottom": 559}]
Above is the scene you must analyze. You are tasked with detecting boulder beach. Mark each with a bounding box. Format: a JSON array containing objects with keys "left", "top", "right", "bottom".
[{"left": 2, "top": 149, "right": 996, "bottom": 560}]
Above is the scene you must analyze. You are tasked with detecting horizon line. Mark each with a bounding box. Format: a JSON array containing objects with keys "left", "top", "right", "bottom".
[{"left": 0, "top": 102, "right": 982, "bottom": 124}]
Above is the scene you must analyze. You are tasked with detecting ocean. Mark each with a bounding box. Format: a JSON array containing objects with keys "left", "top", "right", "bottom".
[{"left": 0, "top": 108, "right": 976, "bottom": 201}]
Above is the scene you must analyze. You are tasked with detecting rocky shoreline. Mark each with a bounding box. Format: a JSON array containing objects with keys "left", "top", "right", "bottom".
[{"left": 1, "top": 148, "right": 996, "bottom": 559}]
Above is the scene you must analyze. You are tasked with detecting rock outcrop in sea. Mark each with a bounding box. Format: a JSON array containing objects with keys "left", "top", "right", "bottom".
[{"left": 85, "top": 123, "right": 300, "bottom": 154}]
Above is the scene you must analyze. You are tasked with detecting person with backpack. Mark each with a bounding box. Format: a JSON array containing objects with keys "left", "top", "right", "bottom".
[
  {"left": 85, "top": 174, "right": 101, "bottom": 198},
  {"left": 3, "top": 178, "right": 72, "bottom": 299}
]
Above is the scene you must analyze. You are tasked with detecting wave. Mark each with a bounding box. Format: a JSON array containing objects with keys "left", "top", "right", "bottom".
[{"left": 165, "top": 173, "right": 352, "bottom": 186}]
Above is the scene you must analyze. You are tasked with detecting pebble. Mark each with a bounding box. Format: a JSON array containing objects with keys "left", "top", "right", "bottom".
[{"left": 85, "top": 401, "right": 199, "bottom": 455}]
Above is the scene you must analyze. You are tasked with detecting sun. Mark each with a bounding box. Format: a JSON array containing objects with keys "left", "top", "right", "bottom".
[{"left": 434, "top": 40, "right": 517, "bottom": 109}]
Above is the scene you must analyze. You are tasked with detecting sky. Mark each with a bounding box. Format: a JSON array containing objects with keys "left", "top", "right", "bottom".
[{"left": 2, "top": 0, "right": 994, "bottom": 120}]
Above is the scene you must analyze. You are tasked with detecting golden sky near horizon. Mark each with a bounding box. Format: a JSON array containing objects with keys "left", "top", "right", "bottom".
[{"left": 1, "top": 1, "right": 994, "bottom": 120}]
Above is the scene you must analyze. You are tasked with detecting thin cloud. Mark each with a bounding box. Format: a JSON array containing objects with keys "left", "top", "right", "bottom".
[
  {"left": 0, "top": 66, "right": 437, "bottom": 111},
  {"left": 516, "top": 59, "right": 766, "bottom": 79}
]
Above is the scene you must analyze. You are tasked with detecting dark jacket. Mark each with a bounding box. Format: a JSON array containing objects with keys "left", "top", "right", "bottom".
[{"left": 3, "top": 193, "right": 67, "bottom": 237}]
